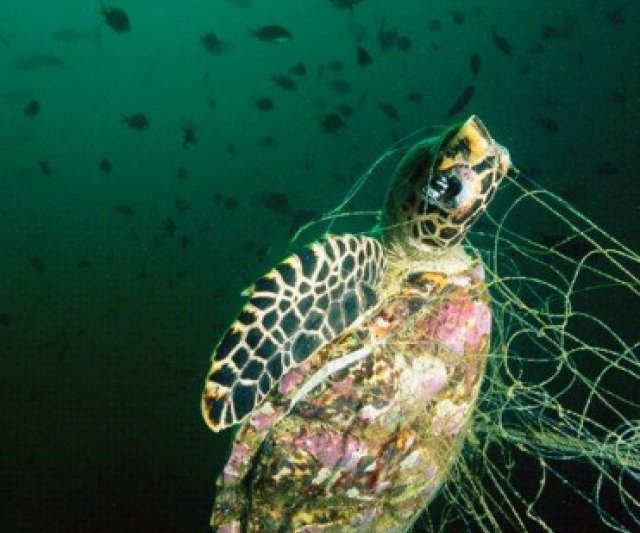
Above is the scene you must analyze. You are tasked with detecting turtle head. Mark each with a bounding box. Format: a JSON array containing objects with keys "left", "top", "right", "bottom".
[{"left": 382, "top": 115, "right": 511, "bottom": 253}]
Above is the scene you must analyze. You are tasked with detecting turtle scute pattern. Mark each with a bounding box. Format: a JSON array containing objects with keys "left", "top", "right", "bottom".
[
  {"left": 204, "top": 115, "right": 512, "bottom": 533},
  {"left": 203, "top": 234, "right": 387, "bottom": 431},
  {"left": 212, "top": 260, "right": 493, "bottom": 533}
]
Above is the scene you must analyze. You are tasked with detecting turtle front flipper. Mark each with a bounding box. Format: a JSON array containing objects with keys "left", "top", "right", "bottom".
[{"left": 202, "top": 234, "right": 387, "bottom": 431}]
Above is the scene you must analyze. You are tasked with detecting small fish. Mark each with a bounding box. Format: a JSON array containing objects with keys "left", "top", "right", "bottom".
[
  {"left": 23, "top": 99, "right": 39, "bottom": 117},
  {"left": 452, "top": 11, "right": 465, "bottom": 25},
  {"left": 396, "top": 35, "right": 412, "bottom": 52},
  {"left": 290, "top": 62, "right": 307, "bottom": 76},
  {"left": 0, "top": 313, "right": 12, "bottom": 326},
  {"left": 539, "top": 24, "right": 571, "bottom": 41},
  {"left": 207, "top": 97, "right": 217, "bottom": 111},
  {"left": 122, "top": 114, "right": 149, "bottom": 131},
  {"left": 356, "top": 45, "right": 372, "bottom": 67},
  {"left": 37, "top": 159, "right": 52, "bottom": 177},
  {"left": 259, "top": 136, "right": 277, "bottom": 148},
  {"left": 224, "top": 197, "right": 238, "bottom": 211},
  {"left": 272, "top": 74, "right": 297, "bottom": 91},
  {"left": 491, "top": 26, "right": 513, "bottom": 56},
  {"left": 176, "top": 166, "right": 188, "bottom": 180},
  {"left": 446, "top": 85, "right": 475, "bottom": 118},
  {"left": 356, "top": 91, "right": 369, "bottom": 107},
  {"left": 29, "top": 257, "right": 45, "bottom": 272},
  {"left": 326, "top": 60, "right": 344, "bottom": 72},
  {"left": 319, "top": 113, "right": 346, "bottom": 133},
  {"left": 0, "top": 34, "right": 10, "bottom": 46},
  {"left": 539, "top": 25, "right": 555, "bottom": 40},
  {"left": 100, "top": 4, "right": 131, "bottom": 34},
  {"left": 611, "top": 91, "right": 627, "bottom": 104},
  {"left": 538, "top": 117, "right": 559, "bottom": 132},
  {"left": 76, "top": 259, "right": 92, "bottom": 268},
  {"left": 377, "top": 21, "right": 397, "bottom": 51},
  {"left": 164, "top": 217, "right": 176, "bottom": 237},
  {"left": 227, "top": 142, "right": 236, "bottom": 156},
  {"left": 115, "top": 204, "right": 135, "bottom": 217},
  {"left": 182, "top": 124, "right": 197, "bottom": 149},
  {"left": 378, "top": 102, "right": 400, "bottom": 121},
  {"left": 336, "top": 104, "right": 354, "bottom": 118},
  {"left": 331, "top": 79, "right": 351, "bottom": 94},
  {"left": 597, "top": 161, "right": 618, "bottom": 176},
  {"left": 254, "top": 192, "right": 293, "bottom": 215},
  {"left": 407, "top": 91, "right": 423, "bottom": 103},
  {"left": 255, "top": 97, "right": 275, "bottom": 112},
  {"left": 200, "top": 32, "right": 229, "bottom": 54},
  {"left": 99, "top": 158, "right": 113, "bottom": 174},
  {"left": 469, "top": 53, "right": 482, "bottom": 75},
  {"left": 13, "top": 53, "right": 70, "bottom": 71},
  {"left": 540, "top": 96, "right": 562, "bottom": 109},
  {"left": 607, "top": 4, "right": 629, "bottom": 25},
  {"left": 179, "top": 236, "right": 189, "bottom": 249},
  {"left": 328, "top": 0, "right": 364, "bottom": 9},
  {"left": 252, "top": 25, "right": 292, "bottom": 43}
]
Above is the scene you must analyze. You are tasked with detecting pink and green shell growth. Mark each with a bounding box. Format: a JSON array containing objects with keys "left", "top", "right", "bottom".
[{"left": 202, "top": 115, "right": 514, "bottom": 533}]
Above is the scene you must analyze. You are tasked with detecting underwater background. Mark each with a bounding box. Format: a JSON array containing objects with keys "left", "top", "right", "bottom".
[{"left": 1, "top": 1, "right": 639, "bottom": 532}]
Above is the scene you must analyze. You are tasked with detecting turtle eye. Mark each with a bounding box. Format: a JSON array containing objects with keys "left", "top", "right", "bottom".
[{"left": 423, "top": 171, "right": 463, "bottom": 210}]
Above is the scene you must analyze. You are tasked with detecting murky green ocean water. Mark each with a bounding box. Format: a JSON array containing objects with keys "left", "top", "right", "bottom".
[{"left": 1, "top": 1, "right": 638, "bottom": 531}]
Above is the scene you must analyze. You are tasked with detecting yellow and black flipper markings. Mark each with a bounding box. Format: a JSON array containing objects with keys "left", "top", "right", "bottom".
[{"left": 202, "top": 234, "right": 386, "bottom": 431}]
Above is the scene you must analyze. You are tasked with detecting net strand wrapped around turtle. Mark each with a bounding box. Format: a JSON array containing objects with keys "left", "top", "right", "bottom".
[{"left": 202, "top": 116, "right": 514, "bottom": 533}]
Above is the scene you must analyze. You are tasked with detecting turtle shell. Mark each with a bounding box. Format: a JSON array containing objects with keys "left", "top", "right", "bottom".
[
  {"left": 205, "top": 115, "right": 510, "bottom": 532},
  {"left": 212, "top": 250, "right": 491, "bottom": 533}
]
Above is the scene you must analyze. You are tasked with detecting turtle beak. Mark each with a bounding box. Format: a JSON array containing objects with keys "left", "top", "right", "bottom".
[
  {"left": 459, "top": 115, "right": 512, "bottom": 178},
  {"left": 497, "top": 145, "right": 512, "bottom": 176},
  {"left": 459, "top": 115, "right": 491, "bottom": 159}
]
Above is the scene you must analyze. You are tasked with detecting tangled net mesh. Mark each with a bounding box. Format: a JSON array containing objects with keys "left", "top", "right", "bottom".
[
  {"left": 292, "top": 131, "right": 640, "bottom": 533},
  {"left": 440, "top": 175, "right": 640, "bottom": 533}
]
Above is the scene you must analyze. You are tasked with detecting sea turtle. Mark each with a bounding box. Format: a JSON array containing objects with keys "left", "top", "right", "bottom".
[{"left": 201, "top": 115, "right": 512, "bottom": 533}]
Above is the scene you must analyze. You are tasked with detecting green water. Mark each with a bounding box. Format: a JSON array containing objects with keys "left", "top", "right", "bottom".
[{"left": 1, "top": 1, "right": 639, "bottom": 532}]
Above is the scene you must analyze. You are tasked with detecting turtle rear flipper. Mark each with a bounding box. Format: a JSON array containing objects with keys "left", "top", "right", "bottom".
[{"left": 202, "top": 234, "right": 386, "bottom": 431}]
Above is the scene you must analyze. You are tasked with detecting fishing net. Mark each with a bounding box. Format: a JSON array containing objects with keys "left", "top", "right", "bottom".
[
  {"left": 291, "top": 128, "right": 640, "bottom": 533},
  {"left": 429, "top": 175, "right": 640, "bottom": 533}
]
